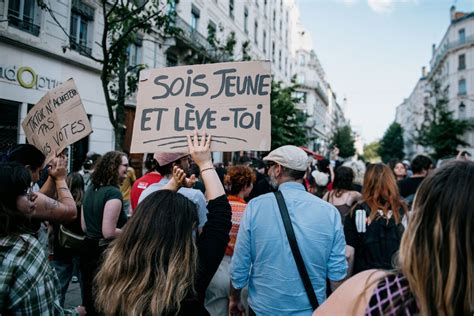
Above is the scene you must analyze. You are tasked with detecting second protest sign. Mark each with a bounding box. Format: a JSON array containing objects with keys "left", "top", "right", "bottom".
[{"left": 130, "top": 61, "right": 271, "bottom": 153}]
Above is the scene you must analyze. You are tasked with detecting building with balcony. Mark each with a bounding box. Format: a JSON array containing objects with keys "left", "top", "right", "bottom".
[
  {"left": 292, "top": 23, "right": 347, "bottom": 155},
  {"left": 1, "top": 0, "right": 346, "bottom": 165},
  {"left": 0, "top": 0, "right": 112, "bottom": 170},
  {"left": 395, "top": 69, "right": 428, "bottom": 158},
  {"left": 397, "top": 5, "right": 474, "bottom": 158}
]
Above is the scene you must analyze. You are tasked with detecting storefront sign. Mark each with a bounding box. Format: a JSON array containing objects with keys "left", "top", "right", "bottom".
[
  {"left": 0, "top": 65, "right": 62, "bottom": 90},
  {"left": 21, "top": 79, "right": 92, "bottom": 163},
  {"left": 131, "top": 61, "right": 271, "bottom": 153}
]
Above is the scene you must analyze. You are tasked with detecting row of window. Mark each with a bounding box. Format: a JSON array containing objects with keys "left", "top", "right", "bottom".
[
  {"left": 7, "top": 0, "right": 94, "bottom": 55},
  {"left": 6, "top": 0, "right": 143, "bottom": 65},
  {"left": 194, "top": 4, "right": 291, "bottom": 74},
  {"left": 230, "top": 0, "right": 288, "bottom": 23},
  {"left": 193, "top": 2, "right": 289, "bottom": 52}
]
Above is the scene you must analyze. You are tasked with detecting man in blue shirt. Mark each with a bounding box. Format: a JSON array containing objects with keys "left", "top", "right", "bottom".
[{"left": 230, "top": 145, "right": 347, "bottom": 315}]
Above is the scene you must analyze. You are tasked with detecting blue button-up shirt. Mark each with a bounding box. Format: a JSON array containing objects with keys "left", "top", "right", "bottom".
[
  {"left": 231, "top": 182, "right": 347, "bottom": 315},
  {"left": 138, "top": 178, "right": 208, "bottom": 228}
]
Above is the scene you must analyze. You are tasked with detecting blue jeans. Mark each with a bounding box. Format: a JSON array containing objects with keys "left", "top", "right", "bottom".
[{"left": 51, "top": 256, "right": 83, "bottom": 306}]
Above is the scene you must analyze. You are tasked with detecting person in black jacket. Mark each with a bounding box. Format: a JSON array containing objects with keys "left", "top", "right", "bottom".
[{"left": 94, "top": 132, "right": 231, "bottom": 315}]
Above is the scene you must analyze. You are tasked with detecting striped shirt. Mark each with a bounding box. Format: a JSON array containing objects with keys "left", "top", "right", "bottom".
[
  {"left": 225, "top": 195, "right": 247, "bottom": 256},
  {"left": 0, "top": 234, "right": 76, "bottom": 315}
]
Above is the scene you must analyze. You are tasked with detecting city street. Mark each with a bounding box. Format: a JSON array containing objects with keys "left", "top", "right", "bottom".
[{"left": 65, "top": 281, "right": 81, "bottom": 309}]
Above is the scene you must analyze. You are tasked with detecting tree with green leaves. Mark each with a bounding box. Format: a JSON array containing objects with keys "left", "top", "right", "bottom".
[
  {"left": 270, "top": 81, "right": 309, "bottom": 150},
  {"left": 416, "top": 81, "right": 472, "bottom": 160},
  {"left": 363, "top": 141, "right": 381, "bottom": 162},
  {"left": 378, "top": 122, "right": 404, "bottom": 162},
  {"left": 330, "top": 125, "right": 355, "bottom": 158},
  {"left": 38, "top": 0, "right": 176, "bottom": 149},
  {"left": 207, "top": 23, "right": 236, "bottom": 62}
]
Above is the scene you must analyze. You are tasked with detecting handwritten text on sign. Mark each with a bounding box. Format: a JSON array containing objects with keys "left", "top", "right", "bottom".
[
  {"left": 21, "top": 79, "right": 92, "bottom": 163},
  {"left": 130, "top": 61, "right": 271, "bottom": 153}
]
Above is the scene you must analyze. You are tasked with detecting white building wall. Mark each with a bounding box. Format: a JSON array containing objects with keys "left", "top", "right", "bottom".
[
  {"left": 395, "top": 77, "right": 427, "bottom": 158},
  {"left": 0, "top": 0, "right": 113, "bottom": 159},
  {"left": 397, "top": 7, "right": 474, "bottom": 157},
  {"left": 429, "top": 8, "right": 474, "bottom": 153},
  {"left": 171, "top": 0, "right": 297, "bottom": 84},
  {"left": 1, "top": 0, "right": 345, "bottom": 162}
]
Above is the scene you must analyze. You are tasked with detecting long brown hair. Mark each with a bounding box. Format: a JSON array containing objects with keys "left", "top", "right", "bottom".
[
  {"left": 66, "top": 172, "right": 84, "bottom": 208},
  {"left": 359, "top": 163, "right": 406, "bottom": 224},
  {"left": 399, "top": 160, "right": 474, "bottom": 315},
  {"left": 94, "top": 190, "right": 199, "bottom": 315},
  {"left": 0, "top": 163, "right": 32, "bottom": 236},
  {"left": 329, "top": 166, "right": 354, "bottom": 199},
  {"left": 91, "top": 151, "right": 124, "bottom": 188}
]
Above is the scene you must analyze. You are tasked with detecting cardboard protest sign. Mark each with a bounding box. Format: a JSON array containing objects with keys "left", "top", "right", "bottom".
[
  {"left": 130, "top": 61, "right": 271, "bottom": 153},
  {"left": 22, "top": 79, "right": 92, "bottom": 163}
]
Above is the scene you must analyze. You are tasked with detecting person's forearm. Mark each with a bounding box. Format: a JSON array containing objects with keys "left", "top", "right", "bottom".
[
  {"left": 54, "top": 179, "right": 77, "bottom": 221},
  {"left": 39, "top": 175, "right": 56, "bottom": 198},
  {"left": 330, "top": 279, "right": 344, "bottom": 292},
  {"left": 346, "top": 246, "right": 355, "bottom": 278},
  {"left": 113, "top": 228, "right": 122, "bottom": 237},
  {"left": 200, "top": 163, "right": 225, "bottom": 200},
  {"left": 229, "top": 282, "right": 242, "bottom": 300}
]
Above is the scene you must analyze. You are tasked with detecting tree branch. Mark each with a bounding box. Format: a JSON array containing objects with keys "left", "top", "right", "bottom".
[
  {"left": 105, "top": 0, "right": 119, "bottom": 19},
  {"left": 108, "top": 0, "right": 148, "bottom": 26},
  {"left": 101, "top": 1, "right": 117, "bottom": 130},
  {"left": 107, "top": 2, "right": 169, "bottom": 55},
  {"left": 37, "top": 0, "right": 103, "bottom": 63}
]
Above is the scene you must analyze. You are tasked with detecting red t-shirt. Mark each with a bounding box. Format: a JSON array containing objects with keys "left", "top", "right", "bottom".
[{"left": 130, "top": 172, "right": 162, "bottom": 213}]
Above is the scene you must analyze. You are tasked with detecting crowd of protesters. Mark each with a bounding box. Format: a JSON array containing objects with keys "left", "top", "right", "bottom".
[{"left": 1, "top": 135, "right": 473, "bottom": 315}]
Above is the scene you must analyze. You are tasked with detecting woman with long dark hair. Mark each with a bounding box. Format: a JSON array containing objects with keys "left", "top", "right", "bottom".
[
  {"left": 0, "top": 162, "right": 83, "bottom": 315},
  {"left": 344, "top": 163, "right": 407, "bottom": 275},
  {"left": 323, "top": 166, "right": 361, "bottom": 223},
  {"left": 314, "top": 160, "right": 474, "bottom": 315},
  {"left": 388, "top": 159, "right": 407, "bottom": 181},
  {"left": 6, "top": 144, "right": 77, "bottom": 224},
  {"left": 80, "top": 150, "right": 129, "bottom": 315},
  {"left": 95, "top": 132, "right": 231, "bottom": 315}
]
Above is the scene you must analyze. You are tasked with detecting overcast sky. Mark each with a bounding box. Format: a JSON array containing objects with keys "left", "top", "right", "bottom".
[{"left": 297, "top": 0, "right": 473, "bottom": 144}]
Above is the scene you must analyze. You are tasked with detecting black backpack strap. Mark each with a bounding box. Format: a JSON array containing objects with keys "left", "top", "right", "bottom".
[{"left": 274, "top": 191, "right": 319, "bottom": 310}]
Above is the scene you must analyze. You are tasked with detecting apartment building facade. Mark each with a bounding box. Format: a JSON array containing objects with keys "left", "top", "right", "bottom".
[
  {"left": 396, "top": 5, "right": 474, "bottom": 157},
  {"left": 0, "top": 0, "right": 345, "bottom": 165}
]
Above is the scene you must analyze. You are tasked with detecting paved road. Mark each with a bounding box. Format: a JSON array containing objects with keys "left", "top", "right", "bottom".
[{"left": 64, "top": 281, "right": 82, "bottom": 308}]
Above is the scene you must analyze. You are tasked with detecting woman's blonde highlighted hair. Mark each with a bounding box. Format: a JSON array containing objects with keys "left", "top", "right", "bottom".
[
  {"left": 399, "top": 160, "right": 474, "bottom": 315},
  {"left": 94, "top": 190, "right": 199, "bottom": 315}
]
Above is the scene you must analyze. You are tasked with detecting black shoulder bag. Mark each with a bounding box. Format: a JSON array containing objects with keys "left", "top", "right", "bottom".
[{"left": 274, "top": 191, "right": 319, "bottom": 310}]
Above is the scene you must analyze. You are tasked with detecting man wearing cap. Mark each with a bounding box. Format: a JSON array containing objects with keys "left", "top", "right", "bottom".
[
  {"left": 138, "top": 152, "right": 208, "bottom": 229},
  {"left": 230, "top": 145, "right": 347, "bottom": 315}
]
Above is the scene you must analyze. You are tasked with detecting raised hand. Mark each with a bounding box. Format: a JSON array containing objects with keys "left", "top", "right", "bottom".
[
  {"left": 163, "top": 166, "right": 197, "bottom": 192},
  {"left": 48, "top": 153, "right": 68, "bottom": 181},
  {"left": 172, "top": 166, "right": 196, "bottom": 188},
  {"left": 187, "top": 131, "right": 213, "bottom": 170}
]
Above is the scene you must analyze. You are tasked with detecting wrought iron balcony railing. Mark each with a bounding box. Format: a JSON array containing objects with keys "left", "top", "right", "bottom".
[
  {"left": 173, "top": 15, "right": 230, "bottom": 62},
  {"left": 70, "top": 38, "right": 92, "bottom": 56},
  {"left": 7, "top": 9, "right": 40, "bottom": 36},
  {"left": 431, "top": 34, "right": 474, "bottom": 73}
]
